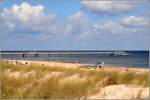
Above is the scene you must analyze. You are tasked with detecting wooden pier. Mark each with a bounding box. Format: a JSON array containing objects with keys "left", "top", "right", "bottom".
[
  {"left": 0, "top": 51, "right": 130, "bottom": 57},
  {"left": 0, "top": 51, "right": 113, "bottom": 55}
]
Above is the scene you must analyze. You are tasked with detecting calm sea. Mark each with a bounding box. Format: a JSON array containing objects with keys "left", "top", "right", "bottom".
[{"left": 1, "top": 51, "right": 149, "bottom": 68}]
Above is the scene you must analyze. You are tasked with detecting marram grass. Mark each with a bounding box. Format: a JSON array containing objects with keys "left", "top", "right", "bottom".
[{"left": 1, "top": 61, "right": 148, "bottom": 99}]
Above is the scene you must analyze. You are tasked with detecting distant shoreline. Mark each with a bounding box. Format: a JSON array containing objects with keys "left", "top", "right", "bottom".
[
  {"left": 1, "top": 59, "right": 149, "bottom": 72},
  {"left": 1, "top": 58, "right": 149, "bottom": 69},
  {"left": 1, "top": 51, "right": 148, "bottom": 68}
]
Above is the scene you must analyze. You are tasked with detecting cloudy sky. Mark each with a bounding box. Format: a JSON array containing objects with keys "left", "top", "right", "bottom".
[{"left": 0, "top": 0, "right": 149, "bottom": 50}]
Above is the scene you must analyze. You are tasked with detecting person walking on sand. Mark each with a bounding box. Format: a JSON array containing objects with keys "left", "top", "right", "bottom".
[
  {"left": 97, "top": 62, "right": 100, "bottom": 68},
  {"left": 75, "top": 60, "right": 78, "bottom": 64},
  {"left": 101, "top": 61, "right": 104, "bottom": 68}
]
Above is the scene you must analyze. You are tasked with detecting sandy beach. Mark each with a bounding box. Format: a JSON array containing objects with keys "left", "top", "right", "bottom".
[
  {"left": 3, "top": 59, "right": 149, "bottom": 72},
  {"left": 3, "top": 60, "right": 83, "bottom": 69}
]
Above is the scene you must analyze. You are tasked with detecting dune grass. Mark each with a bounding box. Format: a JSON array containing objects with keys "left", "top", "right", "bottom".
[{"left": 1, "top": 61, "right": 149, "bottom": 99}]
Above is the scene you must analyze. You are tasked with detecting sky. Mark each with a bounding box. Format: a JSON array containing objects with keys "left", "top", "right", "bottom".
[{"left": 0, "top": 0, "right": 149, "bottom": 50}]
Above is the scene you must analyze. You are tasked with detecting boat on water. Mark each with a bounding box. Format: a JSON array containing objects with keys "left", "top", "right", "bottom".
[{"left": 111, "top": 51, "right": 130, "bottom": 56}]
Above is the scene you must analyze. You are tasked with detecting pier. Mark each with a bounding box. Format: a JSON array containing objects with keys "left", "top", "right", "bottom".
[
  {"left": 0, "top": 51, "right": 130, "bottom": 57},
  {"left": 0, "top": 51, "right": 112, "bottom": 55}
]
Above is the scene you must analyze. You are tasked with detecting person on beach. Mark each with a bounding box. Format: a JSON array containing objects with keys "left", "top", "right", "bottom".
[
  {"left": 97, "top": 61, "right": 104, "bottom": 68},
  {"left": 97, "top": 62, "right": 101, "bottom": 68},
  {"left": 75, "top": 60, "right": 78, "bottom": 64},
  {"left": 101, "top": 61, "right": 104, "bottom": 68}
]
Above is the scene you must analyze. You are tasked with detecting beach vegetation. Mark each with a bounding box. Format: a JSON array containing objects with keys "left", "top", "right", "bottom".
[{"left": 1, "top": 61, "right": 149, "bottom": 99}]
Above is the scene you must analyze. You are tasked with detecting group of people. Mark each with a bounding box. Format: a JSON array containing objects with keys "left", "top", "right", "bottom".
[
  {"left": 88, "top": 61, "right": 104, "bottom": 69},
  {"left": 5, "top": 60, "right": 30, "bottom": 65},
  {"left": 96, "top": 61, "right": 104, "bottom": 68}
]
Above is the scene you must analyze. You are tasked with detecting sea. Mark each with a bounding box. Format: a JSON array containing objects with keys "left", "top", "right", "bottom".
[{"left": 0, "top": 51, "right": 149, "bottom": 68}]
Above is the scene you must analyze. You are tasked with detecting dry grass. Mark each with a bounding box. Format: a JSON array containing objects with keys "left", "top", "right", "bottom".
[{"left": 1, "top": 61, "right": 149, "bottom": 99}]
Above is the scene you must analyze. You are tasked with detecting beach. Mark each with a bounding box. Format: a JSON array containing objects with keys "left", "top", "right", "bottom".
[
  {"left": 1, "top": 59, "right": 149, "bottom": 99},
  {"left": 1, "top": 0, "right": 149, "bottom": 99},
  {"left": 1, "top": 51, "right": 149, "bottom": 68},
  {"left": 3, "top": 59, "right": 148, "bottom": 72}
]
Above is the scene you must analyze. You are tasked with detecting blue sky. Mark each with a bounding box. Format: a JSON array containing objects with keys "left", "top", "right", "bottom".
[{"left": 0, "top": 0, "right": 149, "bottom": 50}]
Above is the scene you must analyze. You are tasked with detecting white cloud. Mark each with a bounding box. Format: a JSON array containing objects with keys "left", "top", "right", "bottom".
[
  {"left": 68, "top": 12, "right": 83, "bottom": 22},
  {"left": 81, "top": 0, "right": 143, "bottom": 14},
  {"left": 79, "top": 16, "right": 148, "bottom": 40},
  {"left": 120, "top": 16, "right": 148, "bottom": 27},
  {"left": 101, "top": 21, "right": 123, "bottom": 34},
  {"left": 64, "top": 12, "right": 84, "bottom": 35},
  {"left": 97, "top": 20, "right": 146, "bottom": 34},
  {"left": 64, "top": 24, "right": 74, "bottom": 36},
  {"left": 64, "top": 12, "right": 145, "bottom": 40},
  {"left": 64, "top": 12, "right": 87, "bottom": 36},
  {"left": 0, "top": 2, "right": 59, "bottom": 40},
  {"left": 63, "top": 14, "right": 148, "bottom": 40},
  {"left": 0, "top": 2, "right": 148, "bottom": 43},
  {"left": 2, "top": 2, "right": 45, "bottom": 22}
]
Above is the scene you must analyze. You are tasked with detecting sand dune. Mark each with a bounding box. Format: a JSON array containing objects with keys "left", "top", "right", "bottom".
[
  {"left": 87, "top": 85, "right": 149, "bottom": 99},
  {"left": 1, "top": 60, "right": 149, "bottom": 99}
]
